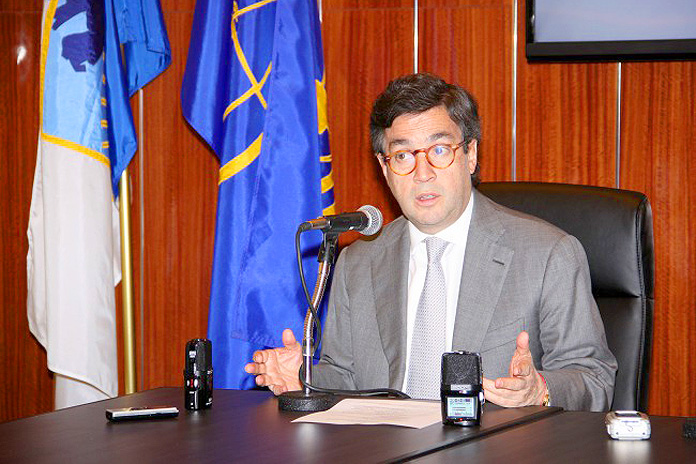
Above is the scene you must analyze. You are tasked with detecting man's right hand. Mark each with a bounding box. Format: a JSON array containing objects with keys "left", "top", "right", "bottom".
[{"left": 244, "top": 328, "right": 302, "bottom": 395}]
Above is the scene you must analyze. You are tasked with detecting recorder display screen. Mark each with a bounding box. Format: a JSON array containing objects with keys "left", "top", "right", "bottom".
[{"left": 446, "top": 397, "right": 475, "bottom": 419}]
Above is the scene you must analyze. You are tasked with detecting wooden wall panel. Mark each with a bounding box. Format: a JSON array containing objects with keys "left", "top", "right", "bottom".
[
  {"left": 420, "top": 0, "right": 514, "bottom": 183},
  {"left": 515, "top": 0, "right": 616, "bottom": 187},
  {"left": 323, "top": 0, "right": 414, "bottom": 232},
  {"left": 620, "top": 62, "right": 696, "bottom": 416},
  {"left": 138, "top": 3, "right": 217, "bottom": 390},
  {"left": 0, "top": 7, "right": 53, "bottom": 422}
]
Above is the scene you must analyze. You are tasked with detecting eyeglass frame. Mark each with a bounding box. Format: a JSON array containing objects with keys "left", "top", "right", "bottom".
[{"left": 378, "top": 140, "right": 469, "bottom": 176}]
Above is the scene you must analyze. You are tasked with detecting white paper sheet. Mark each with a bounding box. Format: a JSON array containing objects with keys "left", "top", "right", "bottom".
[{"left": 292, "top": 398, "right": 442, "bottom": 429}]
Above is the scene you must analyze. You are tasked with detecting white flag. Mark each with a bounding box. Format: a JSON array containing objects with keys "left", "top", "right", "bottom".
[{"left": 27, "top": 0, "right": 120, "bottom": 409}]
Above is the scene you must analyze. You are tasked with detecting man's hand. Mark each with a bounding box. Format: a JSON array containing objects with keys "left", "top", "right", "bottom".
[
  {"left": 482, "top": 331, "right": 548, "bottom": 407},
  {"left": 244, "top": 329, "right": 302, "bottom": 395}
]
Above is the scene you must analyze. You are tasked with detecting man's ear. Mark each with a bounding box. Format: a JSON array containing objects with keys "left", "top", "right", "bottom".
[
  {"left": 377, "top": 155, "right": 390, "bottom": 179},
  {"left": 466, "top": 141, "right": 478, "bottom": 175}
]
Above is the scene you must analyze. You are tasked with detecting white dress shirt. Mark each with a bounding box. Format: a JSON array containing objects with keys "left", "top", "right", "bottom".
[{"left": 401, "top": 194, "right": 474, "bottom": 390}]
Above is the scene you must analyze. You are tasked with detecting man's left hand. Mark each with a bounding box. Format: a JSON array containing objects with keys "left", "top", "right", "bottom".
[{"left": 482, "top": 331, "right": 548, "bottom": 407}]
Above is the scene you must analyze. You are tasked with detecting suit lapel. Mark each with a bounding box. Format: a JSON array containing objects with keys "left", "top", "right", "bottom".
[
  {"left": 453, "top": 191, "right": 513, "bottom": 352},
  {"left": 372, "top": 219, "right": 410, "bottom": 389}
]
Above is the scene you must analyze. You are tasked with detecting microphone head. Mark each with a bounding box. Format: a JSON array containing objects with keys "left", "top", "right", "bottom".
[{"left": 357, "top": 205, "right": 383, "bottom": 236}]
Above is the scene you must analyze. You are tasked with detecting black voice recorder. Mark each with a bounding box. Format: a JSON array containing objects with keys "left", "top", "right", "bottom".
[
  {"left": 184, "top": 338, "right": 213, "bottom": 410},
  {"left": 441, "top": 351, "right": 484, "bottom": 426}
]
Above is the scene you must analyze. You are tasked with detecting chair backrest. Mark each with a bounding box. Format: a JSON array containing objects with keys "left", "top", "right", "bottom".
[{"left": 477, "top": 182, "right": 654, "bottom": 411}]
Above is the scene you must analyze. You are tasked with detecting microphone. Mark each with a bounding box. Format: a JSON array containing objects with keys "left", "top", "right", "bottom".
[
  {"left": 441, "top": 351, "right": 484, "bottom": 427},
  {"left": 300, "top": 205, "right": 383, "bottom": 236},
  {"left": 183, "top": 339, "right": 213, "bottom": 410}
]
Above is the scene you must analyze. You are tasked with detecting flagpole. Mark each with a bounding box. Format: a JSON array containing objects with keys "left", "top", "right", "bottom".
[{"left": 119, "top": 169, "right": 137, "bottom": 394}]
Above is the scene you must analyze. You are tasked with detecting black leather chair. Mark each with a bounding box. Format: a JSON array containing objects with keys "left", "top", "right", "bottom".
[{"left": 478, "top": 182, "right": 654, "bottom": 411}]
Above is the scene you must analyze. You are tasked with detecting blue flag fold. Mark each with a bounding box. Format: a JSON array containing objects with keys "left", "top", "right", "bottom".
[{"left": 106, "top": 0, "right": 171, "bottom": 194}]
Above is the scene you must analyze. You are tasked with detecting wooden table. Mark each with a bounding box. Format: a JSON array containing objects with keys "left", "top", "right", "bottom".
[
  {"left": 0, "top": 387, "right": 561, "bottom": 463},
  {"left": 412, "top": 409, "right": 696, "bottom": 463}
]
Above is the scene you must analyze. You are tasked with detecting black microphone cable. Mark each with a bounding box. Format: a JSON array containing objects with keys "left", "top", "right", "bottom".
[
  {"left": 295, "top": 227, "right": 321, "bottom": 354},
  {"left": 295, "top": 226, "right": 410, "bottom": 400}
]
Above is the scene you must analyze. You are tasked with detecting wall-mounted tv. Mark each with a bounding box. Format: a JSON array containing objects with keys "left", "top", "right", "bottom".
[{"left": 526, "top": 0, "right": 696, "bottom": 62}]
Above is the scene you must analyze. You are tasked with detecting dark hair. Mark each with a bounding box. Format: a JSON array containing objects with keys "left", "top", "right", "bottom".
[{"left": 369, "top": 73, "right": 481, "bottom": 185}]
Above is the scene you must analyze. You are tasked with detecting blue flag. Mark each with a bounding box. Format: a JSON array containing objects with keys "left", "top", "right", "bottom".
[
  {"left": 182, "top": 0, "right": 335, "bottom": 388},
  {"left": 106, "top": 0, "right": 171, "bottom": 194}
]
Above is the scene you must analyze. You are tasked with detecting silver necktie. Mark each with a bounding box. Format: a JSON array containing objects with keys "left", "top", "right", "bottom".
[{"left": 405, "top": 237, "right": 449, "bottom": 400}]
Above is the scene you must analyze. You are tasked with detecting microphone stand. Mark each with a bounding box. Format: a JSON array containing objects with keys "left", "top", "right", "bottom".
[{"left": 278, "top": 231, "right": 341, "bottom": 412}]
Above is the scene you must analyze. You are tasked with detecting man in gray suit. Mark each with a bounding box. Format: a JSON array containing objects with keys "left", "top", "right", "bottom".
[{"left": 245, "top": 74, "right": 617, "bottom": 411}]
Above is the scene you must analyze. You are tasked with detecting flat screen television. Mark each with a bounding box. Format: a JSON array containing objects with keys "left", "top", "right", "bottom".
[{"left": 526, "top": 0, "right": 696, "bottom": 61}]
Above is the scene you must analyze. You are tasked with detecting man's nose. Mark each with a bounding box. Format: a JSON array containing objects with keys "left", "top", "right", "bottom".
[{"left": 412, "top": 152, "right": 436, "bottom": 183}]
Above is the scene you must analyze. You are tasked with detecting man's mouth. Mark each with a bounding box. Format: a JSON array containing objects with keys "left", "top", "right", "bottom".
[{"left": 416, "top": 193, "right": 439, "bottom": 203}]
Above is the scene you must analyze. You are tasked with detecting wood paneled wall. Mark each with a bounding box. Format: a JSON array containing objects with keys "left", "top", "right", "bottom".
[
  {"left": 1, "top": 0, "right": 694, "bottom": 422},
  {"left": 323, "top": 0, "right": 414, "bottom": 231},
  {"left": 135, "top": 6, "right": 218, "bottom": 391},
  {"left": 620, "top": 62, "right": 696, "bottom": 416},
  {"left": 420, "top": 0, "right": 514, "bottom": 183},
  {"left": 0, "top": 2, "right": 53, "bottom": 421}
]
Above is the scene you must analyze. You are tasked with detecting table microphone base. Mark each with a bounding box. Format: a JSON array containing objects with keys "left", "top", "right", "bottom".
[{"left": 278, "top": 390, "right": 340, "bottom": 412}]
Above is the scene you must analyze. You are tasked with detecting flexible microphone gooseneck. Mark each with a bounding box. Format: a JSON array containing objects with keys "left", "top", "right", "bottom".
[{"left": 280, "top": 206, "right": 408, "bottom": 412}]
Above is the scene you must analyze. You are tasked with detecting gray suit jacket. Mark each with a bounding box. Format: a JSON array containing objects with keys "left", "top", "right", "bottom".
[{"left": 314, "top": 190, "right": 617, "bottom": 411}]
